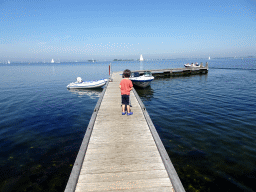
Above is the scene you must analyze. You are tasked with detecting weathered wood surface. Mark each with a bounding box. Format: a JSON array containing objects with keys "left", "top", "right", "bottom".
[{"left": 74, "top": 72, "right": 176, "bottom": 192}]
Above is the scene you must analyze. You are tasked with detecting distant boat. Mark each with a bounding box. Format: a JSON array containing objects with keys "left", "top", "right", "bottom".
[
  {"left": 7, "top": 60, "right": 10, "bottom": 64},
  {"left": 51, "top": 59, "right": 54, "bottom": 63},
  {"left": 139, "top": 54, "right": 144, "bottom": 61},
  {"left": 208, "top": 56, "right": 211, "bottom": 60},
  {"left": 88, "top": 59, "right": 96, "bottom": 62}
]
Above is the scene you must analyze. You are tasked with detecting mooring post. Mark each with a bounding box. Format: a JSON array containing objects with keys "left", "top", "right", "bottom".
[
  {"left": 206, "top": 62, "right": 208, "bottom": 68},
  {"left": 109, "top": 63, "right": 113, "bottom": 82},
  {"left": 200, "top": 62, "right": 203, "bottom": 67}
]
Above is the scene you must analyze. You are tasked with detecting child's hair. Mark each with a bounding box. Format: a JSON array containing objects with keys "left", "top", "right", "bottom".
[{"left": 123, "top": 69, "right": 131, "bottom": 77}]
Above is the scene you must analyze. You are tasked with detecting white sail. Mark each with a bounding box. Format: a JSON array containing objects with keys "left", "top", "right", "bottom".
[
  {"left": 208, "top": 56, "right": 210, "bottom": 60},
  {"left": 140, "top": 54, "right": 144, "bottom": 61},
  {"left": 7, "top": 60, "right": 10, "bottom": 64},
  {"left": 51, "top": 59, "right": 54, "bottom": 63}
]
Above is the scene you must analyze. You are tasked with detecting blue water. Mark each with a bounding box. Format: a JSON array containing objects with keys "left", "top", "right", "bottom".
[{"left": 0, "top": 59, "right": 255, "bottom": 191}]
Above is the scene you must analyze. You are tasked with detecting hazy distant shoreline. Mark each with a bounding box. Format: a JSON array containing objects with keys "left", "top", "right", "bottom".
[{"left": 1, "top": 56, "right": 255, "bottom": 65}]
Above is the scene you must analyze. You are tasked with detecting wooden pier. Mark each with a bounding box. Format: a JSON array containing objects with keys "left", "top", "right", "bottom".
[
  {"left": 65, "top": 72, "right": 185, "bottom": 192},
  {"left": 133, "top": 63, "right": 208, "bottom": 77}
]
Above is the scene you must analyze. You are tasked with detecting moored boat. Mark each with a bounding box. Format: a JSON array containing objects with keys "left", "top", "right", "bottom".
[
  {"left": 130, "top": 71, "right": 154, "bottom": 88},
  {"left": 67, "top": 77, "right": 108, "bottom": 89},
  {"left": 184, "top": 62, "right": 200, "bottom": 68}
]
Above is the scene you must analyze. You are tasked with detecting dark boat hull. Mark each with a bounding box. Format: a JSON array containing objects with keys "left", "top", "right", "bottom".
[{"left": 131, "top": 80, "right": 153, "bottom": 88}]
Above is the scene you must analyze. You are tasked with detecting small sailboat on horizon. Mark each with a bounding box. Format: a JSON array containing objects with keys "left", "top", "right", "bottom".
[
  {"left": 139, "top": 54, "right": 144, "bottom": 61},
  {"left": 208, "top": 56, "right": 211, "bottom": 60},
  {"left": 51, "top": 59, "right": 55, "bottom": 63}
]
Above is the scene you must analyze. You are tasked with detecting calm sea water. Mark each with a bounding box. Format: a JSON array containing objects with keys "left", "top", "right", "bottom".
[{"left": 0, "top": 58, "right": 255, "bottom": 191}]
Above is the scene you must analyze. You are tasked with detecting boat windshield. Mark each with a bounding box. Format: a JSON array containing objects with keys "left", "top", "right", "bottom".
[
  {"left": 131, "top": 72, "right": 140, "bottom": 77},
  {"left": 144, "top": 71, "right": 152, "bottom": 77}
]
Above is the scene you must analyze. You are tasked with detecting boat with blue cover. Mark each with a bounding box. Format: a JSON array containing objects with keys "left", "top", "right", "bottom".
[
  {"left": 67, "top": 77, "right": 108, "bottom": 89},
  {"left": 130, "top": 71, "right": 154, "bottom": 88}
]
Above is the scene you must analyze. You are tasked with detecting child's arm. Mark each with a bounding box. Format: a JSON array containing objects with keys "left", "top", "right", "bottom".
[
  {"left": 130, "top": 81, "right": 133, "bottom": 91},
  {"left": 119, "top": 85, "right": 121, "bottom": 89}
]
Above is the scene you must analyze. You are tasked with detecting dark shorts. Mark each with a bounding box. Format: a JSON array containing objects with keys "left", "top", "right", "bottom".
[{"left": 121, "top": 95, "right": 130, "bottom": 105}]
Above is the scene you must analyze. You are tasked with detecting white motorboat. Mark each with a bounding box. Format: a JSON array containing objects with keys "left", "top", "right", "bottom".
[
  {"left": 130, "top": 71, "right": 154, "bottom": 88},
  {"left": 184, "top": 62, "right": 200, "bottom": 68},
  {"left": 67, "top": 77, "right": 108, "bottom": 89}
]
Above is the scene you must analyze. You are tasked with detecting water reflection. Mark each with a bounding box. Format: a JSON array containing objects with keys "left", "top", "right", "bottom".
[
  {"left": 52, "top": 66, "right": 55, "bottom": 75},
  {"left": 67, "top": 88, "right": 103, "bottom": 99},
  {"left": 139, "top": 61, "right": 143, "bottom": 70},
  {"left": 199, "top": 73, "right": 208, "bottom": 82},
  {"left": 134, "top": 86, "right": 154, "bottom": 101}
]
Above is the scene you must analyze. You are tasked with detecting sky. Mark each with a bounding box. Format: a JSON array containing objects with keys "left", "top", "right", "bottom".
[{"left": 0, "top": 0, "right": 256, "bottom": 62}]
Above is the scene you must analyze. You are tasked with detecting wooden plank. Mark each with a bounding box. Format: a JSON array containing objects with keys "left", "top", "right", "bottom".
[
  {"left": 75, "top": 186, "right": 173, "bottom": 192},
  {"left": 75, "top": 178, "right": 173, "bottom": 192},
  {"left": 80, "top": 158, "right": 165, "bottom": 174},
  {"left": 85, "top": 144, "right": 159, "bottom": 156},
  {"left": 77, "top": 170, "right": 170, "bottom": 183}
]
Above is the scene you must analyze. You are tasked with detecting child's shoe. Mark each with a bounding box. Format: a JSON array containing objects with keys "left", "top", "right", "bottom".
[
  {"left": 127, "top": 112, "right": 133, "bottom": 116},
  {"left": 122, "top": 112, "right": 126, "bottom": 115}
]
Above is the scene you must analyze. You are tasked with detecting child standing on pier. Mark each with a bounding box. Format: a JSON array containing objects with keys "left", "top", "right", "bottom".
[{"left": 119, "top": 69, "right": 133, "bottom": 116}]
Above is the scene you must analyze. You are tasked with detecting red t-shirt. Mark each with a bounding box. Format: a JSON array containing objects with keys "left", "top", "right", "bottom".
[{"left": 120, "top": 78, "right": 133, "bottom": 95}]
